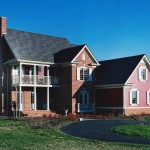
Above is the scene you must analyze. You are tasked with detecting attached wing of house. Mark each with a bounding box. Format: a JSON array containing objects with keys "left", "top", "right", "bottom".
[{"left": 95, "top": 54, "right": 150, "bottom": 116}]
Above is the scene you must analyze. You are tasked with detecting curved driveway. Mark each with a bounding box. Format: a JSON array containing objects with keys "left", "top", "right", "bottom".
[{"left": 60, "top": 119, "right": 150, "bottom": 144}]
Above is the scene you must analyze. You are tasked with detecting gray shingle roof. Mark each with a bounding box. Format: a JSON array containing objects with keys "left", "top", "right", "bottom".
[
  {"left": 95, "top": 54, "right": 145, "bottom": 85},
  {"left": 4, "top": 29, "right": 76, "bottom": 63}
]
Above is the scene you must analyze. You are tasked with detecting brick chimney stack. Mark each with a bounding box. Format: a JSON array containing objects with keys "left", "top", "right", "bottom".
[{"left": 0, "top": 17, "right": 7, "bottom": 37}]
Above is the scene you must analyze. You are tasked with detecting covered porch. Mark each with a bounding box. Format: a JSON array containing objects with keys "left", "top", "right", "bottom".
[{"left": 11, "top": 87, "right": 54, "bottom": 117}]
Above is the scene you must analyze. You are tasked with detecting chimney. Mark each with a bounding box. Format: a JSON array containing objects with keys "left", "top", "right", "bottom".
[{"left": 0, "top": 17, "right": 7, "bottom": 37}]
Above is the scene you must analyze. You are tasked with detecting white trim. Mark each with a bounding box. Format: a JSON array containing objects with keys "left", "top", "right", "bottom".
[
  {"left": 18, "top": 59, "right": 54, "bottom": 65},
  {"left": 94, "top": 84, "right": 132, "bottom": 89},
  {"left": 147, "top": 89, "right": 150, "bottom": 105},
  {"left": 71, "top": 45, "right": 100, "bottom": 65},
  {"left": 124, "top": 107, "right": 150, "bottom": 109},
  {"left": 129, "top": 89, "right": 139, "bottom": 106},
  {"left": 96, "top": 106, "right": 150, "bottom": 109},
  {"left": 123, "top": 86, "right": 125, "bottom": 109},
  {"left": 138, "top": 66, "right": 147, "bottom": 81},
  {"left": 77, "top": 67, "right": 80, "bottom": 81},
  {"left": 89, "top": 68, "right": 92, "bottom": 81},
  {"left": 34, "top": 86, "right": 37, "bottom": 110}
]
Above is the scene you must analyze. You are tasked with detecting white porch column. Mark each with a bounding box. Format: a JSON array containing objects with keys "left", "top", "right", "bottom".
[
  {"left": 34, "top": 86, "right": 37, "bottom": 110},
  {"left": 47, "top": 87, "right": 50, "bottom": 110},
  {"left": 34, "top": 65, "right": 36, "bottom": 85},
  {"left": 19, "top": 86, "right": 22, "bottom": 111},
  {"left": 19, "top": 63, "right": 22, "bottom": 84},
  {"left": 34, "top": 65, "right": 37, "bottom": 110},
  {"left": 47, "top": 66, "right": 49, "bottom": 85}
]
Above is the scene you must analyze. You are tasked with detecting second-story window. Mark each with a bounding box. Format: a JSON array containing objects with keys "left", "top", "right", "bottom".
[
  {"left": 77, "top": 67, "right": 92, "bottom": 81},
  {"left": 80, "top": 68, "right": 88, "bottom": 80}
]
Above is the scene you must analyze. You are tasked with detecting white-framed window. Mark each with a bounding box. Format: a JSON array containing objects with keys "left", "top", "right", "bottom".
[
  {"left": 82, "top": 53, "right": 86, "bottom": 60},
  {"left": 139, "top": 67, "right": 148, "bottom": 81},
  {"left": 130, "top": 89, "right": 139, "bottom": 105},
  {"left": 77, "top": 67, "right": 92, "bottom": 81},
  {"left": 147, "top": 90, "right": 150, "bottom": 105}
]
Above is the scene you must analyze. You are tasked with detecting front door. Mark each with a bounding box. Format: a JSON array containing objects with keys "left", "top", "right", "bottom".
[{"left": 80, "top": 91, "right": 89, "bottom": 105}]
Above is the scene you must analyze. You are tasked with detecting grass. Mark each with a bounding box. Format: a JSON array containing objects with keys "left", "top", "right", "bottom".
[
  {"left": 0, "top": 119, "right": 149, "bottom": 150},
  {"left": 112, "top": 124, "right": 150, "bottom": 139}
]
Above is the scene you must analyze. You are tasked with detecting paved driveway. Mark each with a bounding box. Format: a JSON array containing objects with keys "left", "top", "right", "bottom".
[{"left": 60, "top": 119, "right": 150, "bottom": 144}]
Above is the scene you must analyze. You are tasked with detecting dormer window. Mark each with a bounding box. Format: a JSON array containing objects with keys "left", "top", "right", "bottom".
[
  {"left": 139, "top": 67, "right": 147, "bottom": 81},
  {"left": 82, "top": 53, "right": 86, "bottom": 60}
]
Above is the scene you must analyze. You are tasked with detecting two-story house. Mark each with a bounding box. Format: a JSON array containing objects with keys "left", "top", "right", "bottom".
[
  {"left": 0, "top": 16, "right": 150, "bottom": 117},
  {"left": 0, "top": 17, "right": 99, "bottom": 117}
]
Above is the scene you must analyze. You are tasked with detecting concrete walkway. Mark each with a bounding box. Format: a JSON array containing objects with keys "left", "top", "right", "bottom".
[{"left": 60, "top": 119, "right": 150, "bottom": 144}]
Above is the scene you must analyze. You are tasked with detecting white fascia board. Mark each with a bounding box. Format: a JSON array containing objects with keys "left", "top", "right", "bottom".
[{"left": 17, "top": 59, "right": 54, "bottom": 65}]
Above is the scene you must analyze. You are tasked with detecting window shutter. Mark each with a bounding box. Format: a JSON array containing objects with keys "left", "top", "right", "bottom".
[
  {"left": 77, "top": 67, "right": 80, "bottom": 80},
  {"left": 137, "top": 91, "right": 139, "bottom": 104},
  {"left": 138, "top": 68, "right": 141, "bottom": 80},
  {"left": 147, "top": 90, "right": 150, "bottom": 105},
  {"left": 89, "top": 68, "right": 92, "bottom": 81},
  {"left": 129, "top": 90, "right": 132, "bottom": 105},
  {"left": 146, "top": 69, "right": 148, "bottom": 80}
]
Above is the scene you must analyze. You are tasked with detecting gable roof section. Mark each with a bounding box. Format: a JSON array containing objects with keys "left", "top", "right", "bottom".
[
  {"left": 4, "top": 29, "right": 75, "bottom": 63},
  {"left": 95, "top": 54, "right": 145, "bottom": 85},
  {"left": 71, "top": 45, "right": 100, "bottom": 65},
  {"left": 54, "top": 45, "right": 85, "bottom": 63}
]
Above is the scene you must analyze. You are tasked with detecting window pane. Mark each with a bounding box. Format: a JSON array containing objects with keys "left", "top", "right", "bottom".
[
  {"left": 141, "top": 69, "right": 146, "bottom": 80},
  {"left": 80, "top": 68, "right": 89, "bottom": 81},
  {"left": 132, "top": 91, "right": 137, "bottom": 104}
]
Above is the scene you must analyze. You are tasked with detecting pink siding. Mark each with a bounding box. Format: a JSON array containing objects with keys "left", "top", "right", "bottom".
[{"left": 125, "top": 60, "right": 150, "bottom": 107}]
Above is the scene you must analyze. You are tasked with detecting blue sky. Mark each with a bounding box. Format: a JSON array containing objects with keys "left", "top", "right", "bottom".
[{"left": 1, "top": 0, "right": 150, "bottom": 60}]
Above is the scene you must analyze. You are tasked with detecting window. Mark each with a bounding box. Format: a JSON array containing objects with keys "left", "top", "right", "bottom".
[
  {"left": 147, "top": 90, "right": 150, "bottom": 105},
  {"left": 80, "top": 68, "right": 88, "bottom": 80},
  {"left": 130, "top": 89, "right": 139, "bottom": 105},
  {"left": 139, "top": 67, "right": 147, "bottom": 81},
  {"left": 77, "top": 67, "right": 92, "bottom": 81},
  {"left": 82, "top": 53, "right": 86, "bottom": 60}
]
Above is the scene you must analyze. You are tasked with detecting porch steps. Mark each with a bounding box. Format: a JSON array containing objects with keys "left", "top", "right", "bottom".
[{"left": 22, "top": 110, "right": 56, "bottom": 117}]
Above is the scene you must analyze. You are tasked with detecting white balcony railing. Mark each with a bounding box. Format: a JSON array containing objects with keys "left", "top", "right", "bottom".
[
  {"left": 12, "top": 75, "right": 60, "bottom": 85},
  {"left": 76, "top": 103, "right": 95, "bottom": 113}
]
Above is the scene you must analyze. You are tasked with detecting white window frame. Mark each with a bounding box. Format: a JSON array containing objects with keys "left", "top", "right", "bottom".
[
  {"left": 147, "top": 89, "right": 150, "bottom": 105},
  {"left": 77, "top": 67, "right": 92, "bottom": 81},
  {"left": 129, "top": 89, "right": 139, "bottom": 106},
  {"left": 138, "top": 66, "right": 148, "bottom": 81}
]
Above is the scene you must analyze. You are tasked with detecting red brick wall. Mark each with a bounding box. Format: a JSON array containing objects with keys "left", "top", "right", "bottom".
[
  {"left": 95, "top": 88, "right": 123, "bottom": 107},
  {"left": 71, "top": 48, "right": 96, "bottom": 113}
]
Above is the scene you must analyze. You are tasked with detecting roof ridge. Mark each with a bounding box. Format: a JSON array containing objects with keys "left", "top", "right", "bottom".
[
  {"left": 99, "top": 54, "right": 145, "bottom": 62},
  {"left": 7, "top": 28, "right": 68, "bottom": 40}
]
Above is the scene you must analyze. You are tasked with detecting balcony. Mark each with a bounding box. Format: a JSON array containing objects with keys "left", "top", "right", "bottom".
[
  {"left": 76, "top": 103, "right": 95, "bottom": 113},
  {"left": 12, "top": 75, "right": 60, "bottom": 86}
]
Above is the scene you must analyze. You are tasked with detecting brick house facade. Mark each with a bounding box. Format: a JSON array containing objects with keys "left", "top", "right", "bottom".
[{"left": 1, "top": 16, "right": 150, "bottom": 117}]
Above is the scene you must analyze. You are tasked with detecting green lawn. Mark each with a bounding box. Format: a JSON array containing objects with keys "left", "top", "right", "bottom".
[
  {"left": 0, "top": 119, "right": 149, "bottom": 150},
  {"left": 112, "top": 124, "right": 150, "bottom": 139}
]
